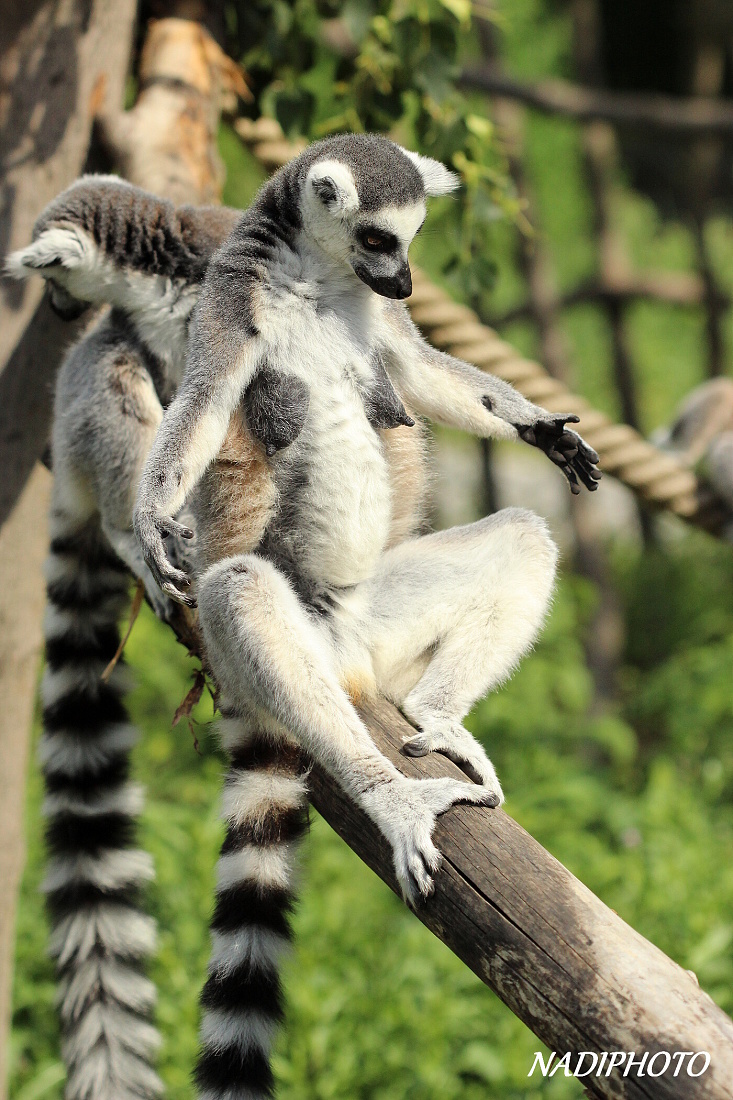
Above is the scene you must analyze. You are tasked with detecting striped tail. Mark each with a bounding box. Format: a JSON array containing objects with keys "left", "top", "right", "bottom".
[
  {"left": 195, "top": 717, "right": 309, "bottom": 1100},
  {"left": 40, "top": 514, "right": 162, "bottom": 1100}
]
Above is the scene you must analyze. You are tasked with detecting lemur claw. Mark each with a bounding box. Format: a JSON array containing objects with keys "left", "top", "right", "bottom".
[
  {"left": 517, "top": 413, "right": 601, "bottom": 494},
  {"left": 402, "top": 720, "right": 504, "bottom": 798},
  {"left": 134, "top": 507, "right": 195, "bottom": 605}
]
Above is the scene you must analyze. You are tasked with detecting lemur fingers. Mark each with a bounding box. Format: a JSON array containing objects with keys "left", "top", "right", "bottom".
[
  {"left": 360, "top": 774, "right": 495, "bottom": 906},
  {"left": 403, "top": 724, "right": 504, "bottom": 798},
  {"left": 518, "top": 414, "right": 601, "bottom": 494},
  {"left": 134, "top": 509, "right": 196, "bottom": 606}
]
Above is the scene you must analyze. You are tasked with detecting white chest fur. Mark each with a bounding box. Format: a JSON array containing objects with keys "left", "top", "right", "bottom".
[{"left": 255, "top": 277, "right": 392, "bottom": 587}]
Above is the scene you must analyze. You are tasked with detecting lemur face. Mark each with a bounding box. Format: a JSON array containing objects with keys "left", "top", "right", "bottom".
[
  {"left": 348, "top": 201, "right": 425, "bottom": 299},
  {"left": 301, "top": 136, "right": 459, "bottom": 300}
]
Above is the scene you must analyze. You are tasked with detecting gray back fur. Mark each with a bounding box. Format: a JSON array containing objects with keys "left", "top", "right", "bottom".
[{"left": 33, "top": 176, "right": 241, "bottom": 283}]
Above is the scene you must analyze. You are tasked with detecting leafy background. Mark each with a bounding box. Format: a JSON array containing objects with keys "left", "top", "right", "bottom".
[{"left": 10, "top": 0, "right": 733, "bottom": 1097}]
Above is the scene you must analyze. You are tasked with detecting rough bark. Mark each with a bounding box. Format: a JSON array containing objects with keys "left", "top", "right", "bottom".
[{"left": 94, "top": 11, "right": 250, "bottom": 205}]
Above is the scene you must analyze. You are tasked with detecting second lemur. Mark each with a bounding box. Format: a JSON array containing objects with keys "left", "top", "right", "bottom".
[{"left": 134, "top": 135, "right": 600, "bottom": 1099}]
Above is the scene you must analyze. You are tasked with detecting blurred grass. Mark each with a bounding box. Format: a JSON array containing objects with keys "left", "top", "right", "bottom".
[{"left": 10, "top": 1, "right": 733, "bottom": 1097}]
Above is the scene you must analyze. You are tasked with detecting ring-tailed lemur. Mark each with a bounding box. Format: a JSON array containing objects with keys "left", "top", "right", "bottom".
[
  {"left": 9, "top": 178, "right": 246, "bottom": 1100},
  {"left": 133, "top": 134, "right": 600, "bottom": 1100}
]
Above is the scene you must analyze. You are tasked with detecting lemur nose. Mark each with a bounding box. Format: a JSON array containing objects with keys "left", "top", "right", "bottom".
[{"left": 396, "top": 264, "right": 412, "bottom": 299}]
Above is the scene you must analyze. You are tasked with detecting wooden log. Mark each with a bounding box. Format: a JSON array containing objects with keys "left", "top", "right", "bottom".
[
  {"left": 94, "top": 13, "right": 251, "bottom": 205},
  {"left": 308, "top": 695, "right": 733, "bottom": 1100},
  {"left": 458, "top": 65, "right": 733, "bottom": 137}
]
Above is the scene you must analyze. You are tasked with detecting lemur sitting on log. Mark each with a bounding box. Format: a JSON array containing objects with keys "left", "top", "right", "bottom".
[
  {"left": 12, "top": 142, "right": 599, "bottom": 1100},
  {"left": 132, "top": 134, "right": 600, "bottom": 1099},
  {"left": 10, "top": 175, "right": 405, "bottom": 1100}
]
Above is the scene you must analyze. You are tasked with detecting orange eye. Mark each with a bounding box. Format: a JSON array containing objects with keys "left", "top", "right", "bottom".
[{"left": 365, "top": 235, "right": 383, "bottom": 248}]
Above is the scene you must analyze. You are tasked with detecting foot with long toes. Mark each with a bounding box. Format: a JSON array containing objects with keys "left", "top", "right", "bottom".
[
  {"left": 402, "top": 717, "right": 504, "bottom": 800},
  {"left": 359, "top": 774, "right": 496, "bottom": 906}
]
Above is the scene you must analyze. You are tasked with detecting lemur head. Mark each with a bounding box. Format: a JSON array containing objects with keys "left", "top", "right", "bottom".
[{"left": 298, "top": 134, "right": 459, "bottom": 299}]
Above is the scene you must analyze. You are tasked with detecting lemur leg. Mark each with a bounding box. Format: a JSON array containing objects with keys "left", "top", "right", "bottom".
[
  {"left": 63, "top": 323, "right": 186, "bottom": 622},
  {"left": 363, "top": 508, "right": 558, "bottom": 796},
  {"left": 197, "top": 554, "right": 493, "bottom": 903}
]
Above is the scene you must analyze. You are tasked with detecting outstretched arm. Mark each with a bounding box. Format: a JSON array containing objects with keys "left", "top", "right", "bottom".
[
  {"left": 382, "top": 302, "right": 600, "bottom": 494},
  {"left": 134, "top": 284, "right": 263, "bottom": 605}
]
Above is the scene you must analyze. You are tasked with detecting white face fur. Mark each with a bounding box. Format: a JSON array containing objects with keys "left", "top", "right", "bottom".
[{"left": 301, "top": 147, "right": 458, "bottom": 300}]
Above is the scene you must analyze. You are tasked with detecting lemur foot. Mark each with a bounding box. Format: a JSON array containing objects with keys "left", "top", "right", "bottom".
[
  {"left": 402, "top": 718, "right": 504, "bottom": 800},
  {"left": 360, "top": 775, "right": 496, "bottom": 906}
]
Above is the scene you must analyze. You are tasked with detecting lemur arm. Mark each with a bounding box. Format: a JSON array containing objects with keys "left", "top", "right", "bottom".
[
  {"left": 134, "top": 289, "right": 264, "bottom": 606},
  {"left": 382, "top": 302, "right": 601, "bottom": 494}
]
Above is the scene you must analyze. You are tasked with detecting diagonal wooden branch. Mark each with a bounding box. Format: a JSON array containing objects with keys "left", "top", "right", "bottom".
[
  {"left": 313, "top": 698, "right": 733, "bottom": 1100},
  {"left": 458, "top": 64, "right": 733, "bottom": 137}
]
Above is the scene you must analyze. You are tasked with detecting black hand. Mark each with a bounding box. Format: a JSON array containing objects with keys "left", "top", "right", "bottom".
[{"left": 517, "top": 415, "right": 601, "bottom": 495}]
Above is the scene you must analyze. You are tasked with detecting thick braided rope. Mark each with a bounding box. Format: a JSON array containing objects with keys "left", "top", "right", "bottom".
[{"left": 234, "top": 116, "right": 730, "bottom": 535}]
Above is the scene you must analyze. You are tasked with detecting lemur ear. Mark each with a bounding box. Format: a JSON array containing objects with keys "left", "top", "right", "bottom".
[
  {"left": 306, "top": 160, "right": 359, "bottom": 215},
  {"left": 401, "top": 149, "right": 460, "bottom": 197},
  {"left": 311, "top": 176, "right": 338, "bottom": 206}
]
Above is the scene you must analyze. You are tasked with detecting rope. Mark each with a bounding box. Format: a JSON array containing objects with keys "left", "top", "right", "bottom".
[{"left": 233, "top": 116, "right": 731, "bottom": 536}]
